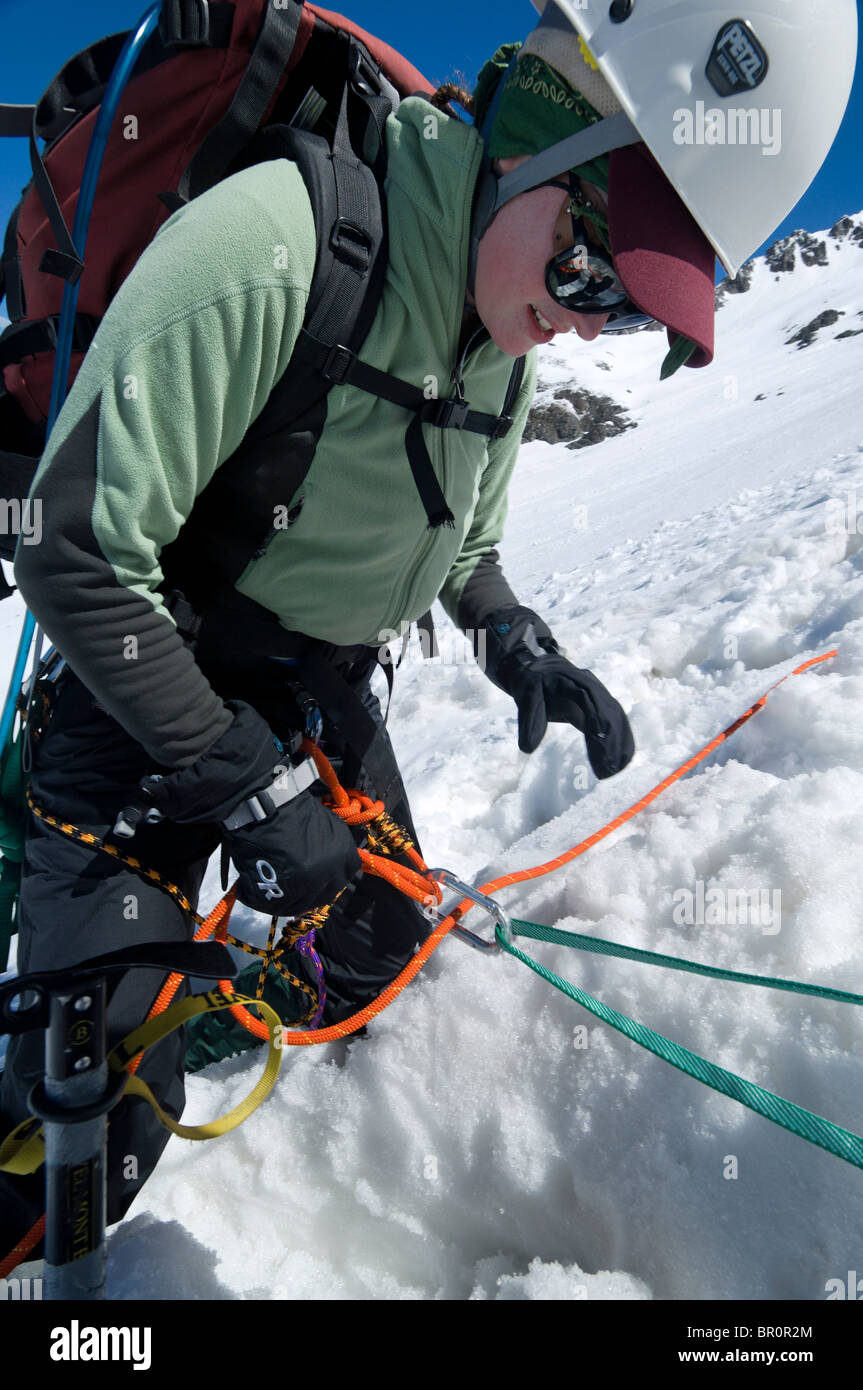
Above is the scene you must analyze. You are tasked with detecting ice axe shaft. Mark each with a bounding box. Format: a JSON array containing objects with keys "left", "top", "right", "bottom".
[{"left": 0, "top": 940, "right": 235, "bottom": 1299}]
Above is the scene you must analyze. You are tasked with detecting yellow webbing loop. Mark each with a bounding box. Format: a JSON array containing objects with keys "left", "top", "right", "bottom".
[{"left": 0, "top": 988, "right": 283, "bottom": 1175}]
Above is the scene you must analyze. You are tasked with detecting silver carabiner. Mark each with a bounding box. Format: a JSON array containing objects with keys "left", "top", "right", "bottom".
[{"left": 422, "top": 868, "right": 512, "bottom": 953}]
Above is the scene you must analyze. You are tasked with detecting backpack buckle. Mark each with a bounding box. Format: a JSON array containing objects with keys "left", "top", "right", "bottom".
[
  {"left": 490, "top": 414, "right": 513, "bottom": 440},
  {"left": 160, "top": 0, "right": 211, "bottom": 49},
  {"left": 322, "top": 343, "right": 357, "bottom": 385},
  {"left": 329, "top": 218, "right": 372, "bottom": 273},
  {"left": 38, "top": 248, "right": 84, "bottom": 287},
  {"left": 348, "top": 42, "right": 383, "bottom": 98},
  {"left": 434, "top": 398, "right": 471, "bottom": 430}
]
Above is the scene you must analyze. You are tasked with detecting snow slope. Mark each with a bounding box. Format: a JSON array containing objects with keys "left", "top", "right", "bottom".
[{"left": 5, "top": 217, "right": 863, "bottom": 1301}]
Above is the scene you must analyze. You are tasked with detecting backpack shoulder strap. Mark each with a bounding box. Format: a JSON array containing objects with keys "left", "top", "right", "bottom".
[
  {"left": 164, "top": 24, "right": 526, "bottom": 592},
  {"left": 231, "top": 38, "right": 391, "bottom": 452},
  {"left": 501, "top": 352, "right": 527, "bottom": 425},
  {"left": 160, "top": 28, "right": 393, "bottom": 592},
  {"left": 174, "top": 1, "right": 305, "bottom": 204}
]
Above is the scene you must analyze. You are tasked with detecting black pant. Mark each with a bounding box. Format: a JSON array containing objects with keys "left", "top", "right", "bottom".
[{"left": 0, "top": 647, "right": 428, "bottom": 1256}]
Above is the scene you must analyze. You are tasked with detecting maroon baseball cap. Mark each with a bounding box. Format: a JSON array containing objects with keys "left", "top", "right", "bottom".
[{"left": 607, "top": 142, "right": 717, "bottom": 368}]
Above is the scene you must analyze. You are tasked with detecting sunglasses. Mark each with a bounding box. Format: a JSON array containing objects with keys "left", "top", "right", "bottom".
[{"left": 540, "top": 179, "right": 655, "bottom": 333}]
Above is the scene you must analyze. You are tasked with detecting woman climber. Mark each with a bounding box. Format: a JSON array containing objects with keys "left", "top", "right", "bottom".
[{"left": 0, "top": 0, "right": 854, "bottom": 1263}]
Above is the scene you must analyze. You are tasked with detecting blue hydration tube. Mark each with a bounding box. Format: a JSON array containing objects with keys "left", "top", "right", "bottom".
[{"left": 0, "top": 2, "right": 163, "bottom": 749}]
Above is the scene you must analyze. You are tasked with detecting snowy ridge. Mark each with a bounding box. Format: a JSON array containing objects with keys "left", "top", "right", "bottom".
[{"left": 4, "top": 211, "right": 863, "bottom": 1300}]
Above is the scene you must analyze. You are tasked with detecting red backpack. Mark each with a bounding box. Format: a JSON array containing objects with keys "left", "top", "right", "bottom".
[
  {"left": 0, "top": 8, "right": 419, "bottom": 530},
  {"left": 0, "top": 0, "right": 438, "bottom": 415}
]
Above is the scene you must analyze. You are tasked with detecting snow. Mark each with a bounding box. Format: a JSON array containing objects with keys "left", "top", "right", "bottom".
[{"left": 4, "top": 217, "right": 863, "bottom": 1301}]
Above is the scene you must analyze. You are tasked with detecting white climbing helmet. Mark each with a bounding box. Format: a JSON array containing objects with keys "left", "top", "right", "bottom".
[{"left": 528, "top": 0, "right": 858, "bottom": 277}]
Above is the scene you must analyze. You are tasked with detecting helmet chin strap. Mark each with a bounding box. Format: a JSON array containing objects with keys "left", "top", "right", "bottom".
[
  {"left": 467, "top": 108, "right": 641, "bottom": 300},
  {"left": 466, "top": 160, "right": 500, "bottom": 301}
]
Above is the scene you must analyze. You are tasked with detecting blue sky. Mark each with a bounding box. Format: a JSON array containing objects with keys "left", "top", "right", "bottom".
[{"left": 1, "top": 0, "right": 861, "bottom": 319}]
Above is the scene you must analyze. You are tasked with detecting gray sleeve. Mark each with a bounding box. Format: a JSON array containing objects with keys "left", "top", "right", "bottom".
[
  {"left": 14, "top": 396, "right": 232, "bottom": 767},
  {"left": 455, "top": 547, "right": 519, "bottom": 633}
]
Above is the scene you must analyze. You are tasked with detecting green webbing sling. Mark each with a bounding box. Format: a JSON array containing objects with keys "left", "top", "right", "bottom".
[{"left": 501, "top": 918, "right": 863, "bottom": 1171}]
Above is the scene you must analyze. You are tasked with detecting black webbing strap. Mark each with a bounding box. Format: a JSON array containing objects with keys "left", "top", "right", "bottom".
[
  {"left": 303, "top": 333, "right": 517, "bottom": 440},
  {"left": 293, "top": 330, "right": 519, "bottom": 531},
  {"left": 29, "top": 125, "right": 84, "bottom": 288},
  {"left": 379, "top": 652, "right": 395, "bottom": 724},
  {"left": 159, "top": 0, "right": 235, "bottom": 50},
  {"left": 404, "top": 408, "right": 455, "bottom": 529},
  {"left": 0, "top": 105, "right": 36, "bottom": 137},
  {"left": 500, "top": 351, "right": 527, "bottom": 425},
  {"left": 177, "top": 0, "right": 302, "bottom": 202},
  {"left": 0, "top": 313, "right": 100, "bottom": 370},
  {"left": 1, "top": 202, "right": 24, "bottom": 320},
  {"left": 344, "top": 39, "right": 395, "bottom": 170},
  {"left": 416, "top": 609, "right": 438, "bottom": 659},
  {"left": 298, "top": 647, "right": 409, "bottom": 814},
  {"left": 395, "top": 610, "right": 439, "bottom": 666},
  {"left": 304, "top": 49, "right": 383, "bottom": 338}
]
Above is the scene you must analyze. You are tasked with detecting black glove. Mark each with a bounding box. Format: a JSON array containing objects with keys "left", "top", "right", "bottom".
[
  {"left": 128, "top": 700, "right": 288, "bottom": 826},
  {"left": 482, "top": 606, "right": 635, "bottom": 777},
  {"left": 116, "top": 700, "right": 361, "bottom": 915}
]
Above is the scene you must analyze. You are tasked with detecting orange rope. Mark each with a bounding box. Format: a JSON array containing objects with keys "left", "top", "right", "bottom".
[
  {"left": 0, "top": 650, "right": 837, "bottom": 1278},
  {"left": 125, "top": 890, "right": 238, "bottom": 1075},
  {"left": 213, "top": 741, "right": 445, "bottom": 1042},
  {"left": 302, "top": 740, "right": 434, "bottom": 889},
  {"left": 0, "top": 1214, "right": 44, "bottom": 1280},
  {"left": 468, "top": 650, "right": 837, "bottom": 899},
  {"left": 276, "top": 649, "right": 838, "bottom": 1044}
]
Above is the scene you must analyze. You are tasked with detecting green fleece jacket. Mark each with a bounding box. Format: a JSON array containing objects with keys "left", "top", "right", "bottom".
[{"left": 15, "top": 96, "right": 537, "bottom": 766}]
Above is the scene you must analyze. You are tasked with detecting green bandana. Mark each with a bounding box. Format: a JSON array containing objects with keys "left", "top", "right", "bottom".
[{"left": 473, "top": 46, "right": 609, "bottom": 193}]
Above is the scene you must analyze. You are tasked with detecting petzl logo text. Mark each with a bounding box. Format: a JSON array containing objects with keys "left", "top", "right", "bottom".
[{"left": 706, "top": 20, "right": 768, "bottom": 96}]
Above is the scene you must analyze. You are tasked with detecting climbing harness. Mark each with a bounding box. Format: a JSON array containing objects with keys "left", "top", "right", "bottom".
[{"left": 3, "top": 646, "right": 860, "bottom": 1288}]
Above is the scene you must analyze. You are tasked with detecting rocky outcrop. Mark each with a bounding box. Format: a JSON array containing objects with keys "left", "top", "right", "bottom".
[
  {"left": 785, "top": 309, "right": 844, "bottom": 349},
  {"left": 523, "top": 384, "right": 635, "bottom": 450},
  {"left": 714, "top": 260, "right": 754, "bottom": 307},
  {"left": 715, "top": 216, "right": 863, "bottom": 311},
  {"left": 829, "top": 216, "right": 863, "bottom": 246},
  {"left": 766, "top": 231, "right": 829, "bottom": 273}
]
